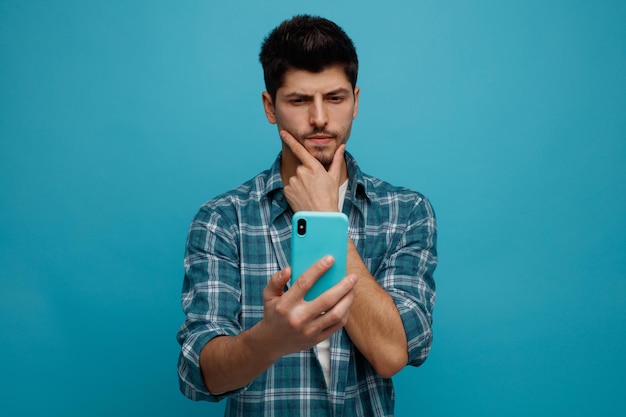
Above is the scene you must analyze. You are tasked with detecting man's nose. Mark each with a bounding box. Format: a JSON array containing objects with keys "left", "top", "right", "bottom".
[{"left": 309, "top": 99, "right": 328, "bottom": 127}]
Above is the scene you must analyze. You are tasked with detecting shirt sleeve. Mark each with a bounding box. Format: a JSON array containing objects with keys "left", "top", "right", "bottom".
[
  {"left": 377, "top": 195, "right": 438, "bottom": 367},
  {"left": 176, "top": 204, "right": 248, "bottom": 401}
]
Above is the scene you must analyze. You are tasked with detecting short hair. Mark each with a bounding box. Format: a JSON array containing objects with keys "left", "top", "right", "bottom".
[{"left": 259, "top": 15, "right": 359, "bottom": 101}]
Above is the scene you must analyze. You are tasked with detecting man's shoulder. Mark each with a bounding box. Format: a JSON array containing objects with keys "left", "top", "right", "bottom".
[
  {"left": 194, "top": 167, "right": 275, "bottom": 221},
  {"left": 360, "top": 171, "right": 429, "bottom": 205},
  {"left": 357, "top": 173, "right": 436, "bottom": 232},
  {"left": 347, "top": 153, "right": 429, "bottom": 206}
]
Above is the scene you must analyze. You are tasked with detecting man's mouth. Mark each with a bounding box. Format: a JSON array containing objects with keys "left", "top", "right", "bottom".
[{"left": 305, "top": 134, "right": 335, "bottom": 145}]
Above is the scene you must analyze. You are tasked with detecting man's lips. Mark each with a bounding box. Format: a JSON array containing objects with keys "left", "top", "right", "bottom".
[{"left": 305, "top": 135, "right": 334, "bottom": 145}]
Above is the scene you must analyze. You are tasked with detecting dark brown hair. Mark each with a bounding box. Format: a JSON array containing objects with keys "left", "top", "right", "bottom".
[{"left": 259, "top": 15, "right": 359, "bottom": 101}]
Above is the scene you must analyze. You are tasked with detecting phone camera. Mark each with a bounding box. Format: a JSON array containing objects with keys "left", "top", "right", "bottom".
[{"left": 297, "top": 218, "right": 307, "bottom": 236}]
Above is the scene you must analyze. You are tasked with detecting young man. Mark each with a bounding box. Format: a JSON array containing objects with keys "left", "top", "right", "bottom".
[{"left": 177, "top": 15, "right": 437, "bottom": 417}]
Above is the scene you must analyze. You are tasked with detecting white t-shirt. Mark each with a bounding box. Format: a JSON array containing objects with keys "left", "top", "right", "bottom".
[{"left": 316, "top": 179, "right": 349, "bottom": 386}]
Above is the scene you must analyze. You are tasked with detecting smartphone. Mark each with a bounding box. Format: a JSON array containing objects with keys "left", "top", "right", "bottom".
[{"left": 291, "top": 211, "right": 349, "bottom": 301}]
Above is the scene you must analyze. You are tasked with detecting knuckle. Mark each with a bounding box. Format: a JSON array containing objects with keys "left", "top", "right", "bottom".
[
  {"left": 287, "top": 315, "right": 304, "bottom": 330},
  {"left": 294, "top": 275, "right": 311, "bottom": 291},
  {"left": 304, "top": 323, "right": 323, "bottom": 339},
  {"left": 325, "top": 309, "right": 342, "bottom": 323},
  {"left": 275, "top": 302, "right": 289, "bottom": 317},
  {"left": 302, "top": 326, "right": 315, "bottom": 339}
]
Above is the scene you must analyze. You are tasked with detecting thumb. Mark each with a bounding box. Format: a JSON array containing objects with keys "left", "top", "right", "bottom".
[
  {"left": 327, "top": 144, "right": 346, "bottom": 182},
  {"left": 265, "top": 267, "right": 291, "bottom": 298}
]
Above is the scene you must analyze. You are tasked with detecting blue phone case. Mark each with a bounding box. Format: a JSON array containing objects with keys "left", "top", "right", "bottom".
[{"left": 291, "top": 211, "right": 349, "bottom": 301}]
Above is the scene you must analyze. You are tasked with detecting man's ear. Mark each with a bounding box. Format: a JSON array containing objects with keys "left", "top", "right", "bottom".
[
  {"left": 262, "top": 91, "right": 277, "bottom": 124},
  {"left": 352, "top": 86, "right": 360, "bottom": 119}
]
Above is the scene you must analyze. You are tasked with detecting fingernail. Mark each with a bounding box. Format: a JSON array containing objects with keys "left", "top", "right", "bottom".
[{"left": 322, "top": 255, "right": 334, "bottom": 266}]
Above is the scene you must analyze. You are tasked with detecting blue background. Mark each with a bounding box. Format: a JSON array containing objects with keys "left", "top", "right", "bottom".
[{"left": 1, "top": 1, "right": 624, "bottom": 415}]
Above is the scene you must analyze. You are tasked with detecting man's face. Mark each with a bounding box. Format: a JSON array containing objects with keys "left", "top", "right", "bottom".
[{"left": 263, "top": 65, "right": 360, "bottom": 168}]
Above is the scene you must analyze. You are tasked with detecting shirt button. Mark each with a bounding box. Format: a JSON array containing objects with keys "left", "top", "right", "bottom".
[{"left": 319, "top": 381, "right": 325, "bottom": 389}]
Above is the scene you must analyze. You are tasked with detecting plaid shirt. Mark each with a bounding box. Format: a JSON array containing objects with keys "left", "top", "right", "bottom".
[{"left": 177, "top": 152, "right": 437, "bottom": 417}]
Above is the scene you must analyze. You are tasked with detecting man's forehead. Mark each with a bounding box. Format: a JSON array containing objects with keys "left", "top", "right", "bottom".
[{"left": 278, "top": 66, "right": 352, "bottom": 95}]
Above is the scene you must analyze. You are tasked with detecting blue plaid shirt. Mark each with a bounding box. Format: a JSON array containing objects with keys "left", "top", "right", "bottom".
[{"left": 177, "top": 152, "right": 437, "bottom": 417}]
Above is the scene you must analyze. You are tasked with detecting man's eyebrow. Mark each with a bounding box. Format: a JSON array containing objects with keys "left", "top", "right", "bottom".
[
  {"left": 282, "top": 87, "right": 352, "bottom": 98},
  {"left": 324, "top": 87, "right": 352, "bottom": 96},
  {"left": 283, "top": 92, "right": 312, "bottom": 99}
]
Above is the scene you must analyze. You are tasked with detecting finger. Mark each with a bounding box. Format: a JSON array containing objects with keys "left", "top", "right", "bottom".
[
  {"left": 287, "top": 255, "right": 335, "bottom": 300},
  {"left": 308, "top": 273, "right": 358, "bottom": 314},
  {"left": 315, "top": 281, "right": 356, "bottom": 334},
  {"left": 264, "top": 267, "right": 291, "bottom": 298},
  {"left": 326, "top": 144, "right": 346, "bottom": 182},
  {"left": 280, "top": 130, "right": 319, "bottom": 168}
]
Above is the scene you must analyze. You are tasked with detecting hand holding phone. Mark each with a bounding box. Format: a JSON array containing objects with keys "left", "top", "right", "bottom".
[{"left": 291, "top": 211, "right": 349, "bottom": 301}]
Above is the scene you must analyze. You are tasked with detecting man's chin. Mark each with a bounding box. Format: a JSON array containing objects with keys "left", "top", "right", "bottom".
[{"left": 311, "top": 149, "right": 335, "bottom": 169}]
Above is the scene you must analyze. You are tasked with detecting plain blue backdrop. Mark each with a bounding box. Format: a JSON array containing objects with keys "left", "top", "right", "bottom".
[{"left": 1, "top": 1, "right": 624, "bottom": 416}]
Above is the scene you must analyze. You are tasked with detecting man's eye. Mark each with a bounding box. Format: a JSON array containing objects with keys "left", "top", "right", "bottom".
[{"left": 328, "top": 96, "right": 344, "bottom": 102}]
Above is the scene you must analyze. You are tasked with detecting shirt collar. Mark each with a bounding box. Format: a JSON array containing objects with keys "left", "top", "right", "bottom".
[
  {"left": 263, "top": 153, "right": 286, "bottom": 201},
  {"left": 344, "top": 151, "right": 369, "bottom": 203}
]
